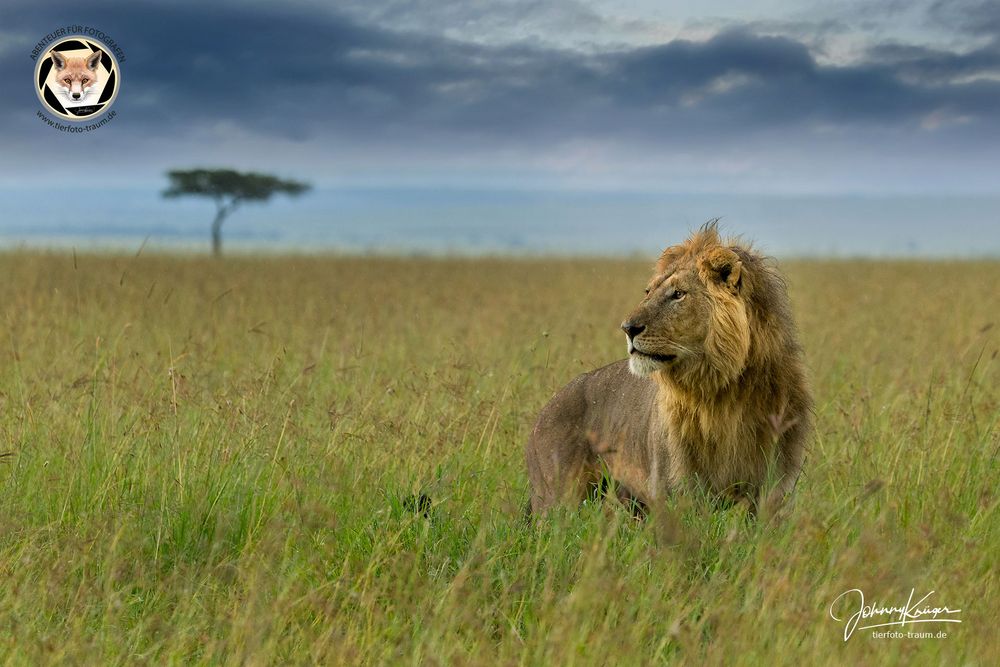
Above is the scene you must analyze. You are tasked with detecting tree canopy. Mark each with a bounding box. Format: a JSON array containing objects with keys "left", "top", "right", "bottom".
[{"left": 163, "top": 169, "right": 310, "bottom": 202}]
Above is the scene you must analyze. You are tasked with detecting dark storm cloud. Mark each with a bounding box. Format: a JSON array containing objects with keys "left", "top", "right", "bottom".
[
  {"left": 864, "top": 0, "right": 1000, "bottom": 86},
  {"left": 928, "top": 0, "right": 1000, "bottom": 37},
  {"left": 867, "top": 40, "right": 1000, "bottom": 84},
  {"left": 4, "top": 0, "right": 1000, "bottom": 152}
]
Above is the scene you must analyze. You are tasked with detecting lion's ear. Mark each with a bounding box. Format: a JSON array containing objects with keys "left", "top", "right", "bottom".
[{"left": 699, "top": 247, "right": 742, "bottom": 293}]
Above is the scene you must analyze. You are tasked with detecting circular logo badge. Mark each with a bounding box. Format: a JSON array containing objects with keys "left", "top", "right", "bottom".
[{"left": 35, "top": 37, "right": 120, "bottom": 121}]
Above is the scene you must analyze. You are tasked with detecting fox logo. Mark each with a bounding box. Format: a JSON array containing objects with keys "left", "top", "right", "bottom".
[{"left": 50, "top": 50, "right": 101, "bottom": 102}]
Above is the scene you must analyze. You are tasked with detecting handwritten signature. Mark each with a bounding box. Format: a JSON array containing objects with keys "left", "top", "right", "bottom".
[{"left": 829, "top": 588, "right": 962, "bottom": 641}]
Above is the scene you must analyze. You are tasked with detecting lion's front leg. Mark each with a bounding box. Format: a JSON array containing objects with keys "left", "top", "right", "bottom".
[{"left": 634, "top": 441, "right": 677, "bottom": 513}]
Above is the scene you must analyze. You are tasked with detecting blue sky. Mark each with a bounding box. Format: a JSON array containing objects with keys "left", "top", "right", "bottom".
[{"left": 2, "top": 0, "right": 999, "bottom": 253}]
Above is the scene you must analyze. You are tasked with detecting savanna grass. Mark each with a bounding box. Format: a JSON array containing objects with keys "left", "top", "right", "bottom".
[{"left": 0, "top": 252, "right": 996, "bottom": 665}]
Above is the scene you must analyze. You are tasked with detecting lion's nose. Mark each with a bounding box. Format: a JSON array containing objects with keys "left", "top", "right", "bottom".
[
  {"left": 72, "top": 93, "right": 80, "bottom": 99},
  {"left": 621, "top": 321, "right": 645, "bottom": 340}
]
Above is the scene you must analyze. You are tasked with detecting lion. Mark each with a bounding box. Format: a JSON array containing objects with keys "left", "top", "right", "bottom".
[{"left": 525, "top": 222, "right": 811, "bottom": 516}]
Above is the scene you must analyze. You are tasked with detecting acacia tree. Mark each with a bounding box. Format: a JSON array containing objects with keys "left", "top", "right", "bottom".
[{"left": 163, "top": 168, "right": 310, "bottom": 256}]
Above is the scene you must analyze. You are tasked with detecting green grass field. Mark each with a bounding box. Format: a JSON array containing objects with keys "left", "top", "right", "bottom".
[{"left": 0, "top": 252, "right": 996, "bottom": 665}]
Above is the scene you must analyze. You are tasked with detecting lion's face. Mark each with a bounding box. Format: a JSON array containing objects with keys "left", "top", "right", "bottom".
[
  {"left": 622, "top": 243, "right": 751, "bottom": 389},
  {"left": 622, "top": 267, "right": 711, "bottom": 376}
]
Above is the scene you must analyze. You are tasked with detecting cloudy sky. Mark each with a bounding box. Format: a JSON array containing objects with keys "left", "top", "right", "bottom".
[{"left": 1, "top": 0, "right": 999, "bottom": 253}]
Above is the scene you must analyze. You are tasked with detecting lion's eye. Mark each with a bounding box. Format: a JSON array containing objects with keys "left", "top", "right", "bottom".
[
  {"left": 670, "top": 289, "right": 686, "bottom": 300},
  {"left": 64, "top": 78, "right": 71, "bottom": 84},
  {"left": 81, "top": 77, "right": 89, "bottom": 83}
]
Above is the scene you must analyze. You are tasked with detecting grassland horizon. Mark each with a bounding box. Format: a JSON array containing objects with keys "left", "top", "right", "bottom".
[
  {"left": 5, "top": 189, "right": 1000, "bottom": 259},
  {"left": 0, "top": 251, "right": 996, "bottom": 664}
]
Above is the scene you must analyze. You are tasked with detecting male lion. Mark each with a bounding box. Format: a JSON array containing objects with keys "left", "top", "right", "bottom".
[{"left": 525, "top": 222, "right": 811, "bottom": 516}]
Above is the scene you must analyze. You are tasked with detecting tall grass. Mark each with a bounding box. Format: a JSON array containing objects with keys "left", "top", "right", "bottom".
[{"left": 0, "top": 253, "right": 996, "bottom": 664}]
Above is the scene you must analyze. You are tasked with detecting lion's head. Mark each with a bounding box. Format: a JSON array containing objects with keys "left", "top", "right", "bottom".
[{"left": 622, "top": 222, "right": 773, "bottom": 394}]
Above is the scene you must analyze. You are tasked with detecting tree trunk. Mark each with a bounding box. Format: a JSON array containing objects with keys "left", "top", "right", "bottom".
[{"left": 211, "top": 208, "right": 225, "bottom": 257}]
